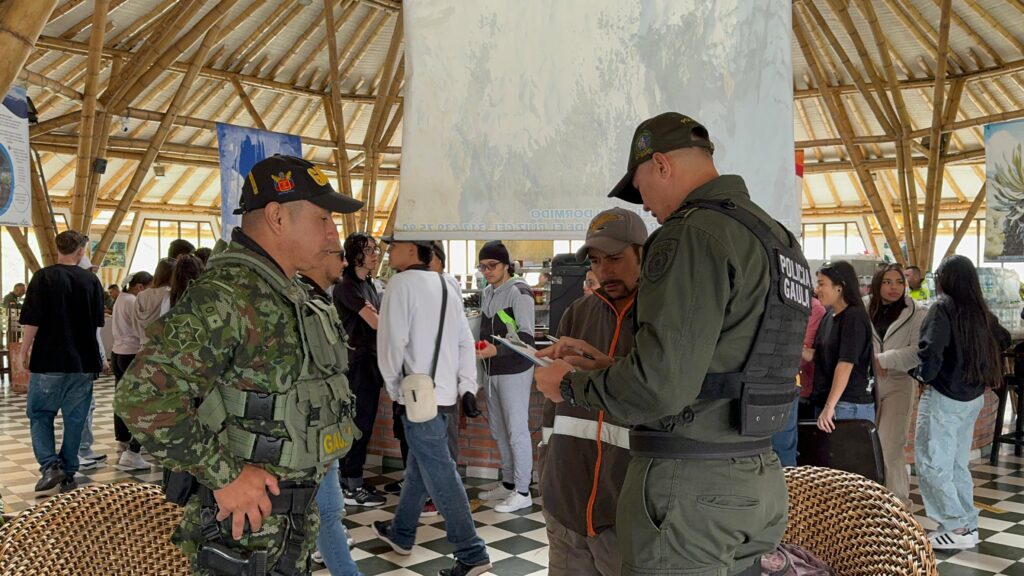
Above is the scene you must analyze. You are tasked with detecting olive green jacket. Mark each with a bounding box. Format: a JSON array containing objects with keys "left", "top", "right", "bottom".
[{"left": 566, "top": 175, "right": 790, "bottom": 443}]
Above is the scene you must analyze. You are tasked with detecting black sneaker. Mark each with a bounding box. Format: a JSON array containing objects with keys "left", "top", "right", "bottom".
[
  {"left": 439, "top": 559, "right": 492, "bottom": 576},
  {"left": 345, "top": 486, "right": 386, "bottom": 507},
  {"left": 34, "top": 462, "right": 67, "bottom": 493},
  {"left": 58, "top": 476, "right": 76, "bottom": 493},
  {"left": 384, "top": 480, "right": 404, "bottom": 494},
  {"left": 372, "top": 521, "right": 412, "bottom": 556}
]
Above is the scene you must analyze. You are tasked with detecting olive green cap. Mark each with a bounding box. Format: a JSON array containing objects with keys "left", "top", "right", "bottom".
[{"left": 608, "top": 112, "right": 714, "bottom": 204}]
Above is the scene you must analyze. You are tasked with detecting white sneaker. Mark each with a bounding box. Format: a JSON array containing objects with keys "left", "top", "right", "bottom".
[
  {"left": 494, "top": 491, "right": 532, "bottom": 513},
  {"left": 118, "top": 450, "right": 151, "bottom": 470},
  {"left": 78, "top": 457, "right": 98, "bottom": 470},
  {"left": 479, "top": 485, "right": 513, "bottom": 501},
  {"left": 929, "top": 529, "right": 977, "bottom": 550},
  {"left": 116, "top": 441, "right": 129, "bottom": 455},
  {"left": 312, "top": 549, "right": 324, "bottom": 564}
]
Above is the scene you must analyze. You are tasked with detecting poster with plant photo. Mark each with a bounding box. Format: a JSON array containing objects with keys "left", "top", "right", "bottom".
[{"left": 985, "top": 119, "right": 1024, "bottom": 261}]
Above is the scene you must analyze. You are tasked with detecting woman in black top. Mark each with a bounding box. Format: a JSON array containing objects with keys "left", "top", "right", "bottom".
[
  {"left": 914, "top": 255, "right": 1010, "bottom": 550},
  {"left": 808, "top": 260, "right": 874, "bottom": 432}
]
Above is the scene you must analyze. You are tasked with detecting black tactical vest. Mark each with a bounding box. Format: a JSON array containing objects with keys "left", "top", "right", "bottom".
[{"left": 689, "top": 199, "right": 813, "bottom": 437}]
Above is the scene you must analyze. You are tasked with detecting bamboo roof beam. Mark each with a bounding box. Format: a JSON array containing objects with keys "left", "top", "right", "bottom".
[
  {"left": 95, "top": 24, "right": 221, "bottom": 265},
  {"left": 337, "top": 12, "right": 391, "bottom": 84},
  {"left": 184, "top": 172, "right": 219, "bottom": 207},
  {"left": 938, "top": 0, "right": 1004, "bottom": 65},
  {"left": 60, "top": 0, "right": 127, "bottom": 40},
  {"left": 944, "top": 183, "right": 986, "bottom": 258},
  {"left": 804, "top": 148, "right": 985, "bottom": 174},
  {"left": 109, "top": 0, "right": 178, "bottom": 50},
  {"left": 7, "top": 227, "right": 42, "bottom": 273},
  {"left": 69, "top": 0, "right": 108, "bottom": 231},
  {"left": 218, "top": 0, "right": 274, "bottom": 70},
  {"left": 98, "top": 161, "right": 136, "bottom": 200},
  {"left": 48, "top": 0, "right": 86, "bottom": 24},
  {"left": 317, "top": 7, "right": 381, "bottom": 91},
  {"left": 231, "top": 3, "right": 305, "bottom": 75},
  {"left": 35, "top": 34, "right": 384, "bottom": 104},
  {"left": 289, "top": 0, "right": 361, "bottom": 86},
  {"left": 795, "top": 8, "right": 904, "bottom": 264},
  {"left": 360, "top": 11, "right": 402, "bottom": 233},
  {"left": 107, "top": 0, "right": 240, "bottom": 115},
  {"left": 804, "top": 8, "right": 843, "bottom": 87},
  {"left": 919, "top": 0, "right": 954, "bottom": 268},
  {"left": 800, "top": 1, "right": 895, "bottom": 134},
  {"left": 46, "top": 156, "right": 78, "bottom": 189},
  {"left": 0, "top": 0, "right": 60, "bottom": 98},
  {"left": 31, "top": 155, "right": 60, "bottom": 265},
  {"left": 231, "top": 77, "right": 268, "bottom": 130},
  {"left": 880, "top": 0, "right": 968, "bottom": 72},
  {"left": 806, "top": 200, "right": 975, "bottom": 218},
  {"left": 17, "top": 67, "right": 82, "bottom": 101},
  {"left": 964, "top": 0, "right": 1024, "bottom": 55},
  {"left": 324, "top": 0, "right": 359, "bottom": 235},
  {"left": 267, "top": 5, "right": 325, "bottom": 80}
]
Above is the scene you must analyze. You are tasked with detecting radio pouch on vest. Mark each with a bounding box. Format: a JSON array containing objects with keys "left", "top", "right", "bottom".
[
  {"left": 688, "top": 200, "right": 813, "bottom": 437},
  {"left": 401, "top": 274, "right": 448, "bottom": 423}
]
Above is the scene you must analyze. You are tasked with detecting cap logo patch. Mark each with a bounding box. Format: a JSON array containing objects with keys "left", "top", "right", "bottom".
[
  {"left": 307, "top": 166, "right": 330, "bottom": 187},
  {"left": 634, "top": 129, "right": 653, "bottom": 161},
  {"left": 588, "top": 212, "right": 624, "bottom": 235},
  {"left": 247, "top": 171, "right": 259, "bottom": 195},
  {"left": 271, "top": 171, "right": 294, "bottom": 192}
]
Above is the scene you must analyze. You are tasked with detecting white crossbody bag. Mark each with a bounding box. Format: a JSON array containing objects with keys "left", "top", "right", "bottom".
[{"left": 400, "top": 274, "right": 448, "bottom": 423}]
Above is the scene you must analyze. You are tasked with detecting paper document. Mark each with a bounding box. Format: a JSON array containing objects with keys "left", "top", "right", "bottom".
[{"left": 492, "top": 336, "right": 552, "bottom": 367}]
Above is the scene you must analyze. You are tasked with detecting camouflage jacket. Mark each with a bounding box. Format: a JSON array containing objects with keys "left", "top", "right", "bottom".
[{"left": 115, "top": 238, "right": 318, "bottom": 489}]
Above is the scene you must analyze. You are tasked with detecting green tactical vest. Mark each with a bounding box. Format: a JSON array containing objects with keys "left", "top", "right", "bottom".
[{"left": 195, "top": 249, "right": 359, "bottom": 473}]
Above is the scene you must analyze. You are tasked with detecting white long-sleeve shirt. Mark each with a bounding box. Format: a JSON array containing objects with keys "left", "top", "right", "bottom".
[
  {"left": 111, "top": 291, "right": 140, "bottom": 355},
  {"left": 378, "top": 269, "right": 478, "bottom": 406}
]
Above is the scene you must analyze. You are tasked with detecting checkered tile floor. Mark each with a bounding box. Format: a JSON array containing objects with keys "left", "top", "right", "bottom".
[{"left": 8, "top": 377, "right": 1024, "bottom": 575}]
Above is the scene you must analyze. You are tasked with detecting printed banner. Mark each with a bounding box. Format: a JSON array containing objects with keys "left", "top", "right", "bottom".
[
  {"left": 985, "top": 119, "right": 1024, "bottom": 261},
  {"left": 0, "top": 87, "right": 32, "bottom": 227},
  {"left": 398, "top": 0, "right": 796, "bottom": 239},
  {"left": 216, "top": 123, "right": 302, "bottom": 240}
]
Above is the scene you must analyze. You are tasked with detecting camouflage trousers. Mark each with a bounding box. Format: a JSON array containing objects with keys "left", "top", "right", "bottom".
[{"left": 173, "top": 494, "right": 321, "bottom": 575}]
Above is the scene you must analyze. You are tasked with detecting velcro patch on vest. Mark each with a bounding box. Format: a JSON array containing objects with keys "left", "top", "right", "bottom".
[
  {"left": 776, "top": 249, "right": 813, "bottom": 312},
  {"left": 644, "top": 238, "right": 677, "bottom": 283}
]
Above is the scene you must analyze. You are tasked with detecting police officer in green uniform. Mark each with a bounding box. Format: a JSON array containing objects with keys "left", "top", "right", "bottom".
[
  {"left": 116, "top": 155, "right": 363, "bottom": 576},
  {"left": 537, "top": 113, "right": 812, "bottom": 576}
]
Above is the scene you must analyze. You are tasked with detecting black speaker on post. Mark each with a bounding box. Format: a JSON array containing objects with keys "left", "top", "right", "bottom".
[{"left": 549, "top": 253, "right": 589, "bottom": 334}]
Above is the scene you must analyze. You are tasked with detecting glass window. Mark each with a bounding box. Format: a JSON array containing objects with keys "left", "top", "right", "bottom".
[
  {"left": 802, "top": 224, "right": 824, "bottom": 260},
  {"left": 846, "top": 223, "right": 866, "bottom": 255}
]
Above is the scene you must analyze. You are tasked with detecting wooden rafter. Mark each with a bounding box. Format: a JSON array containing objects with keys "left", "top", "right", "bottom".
[
  {"left": 919, "top": 0, "right": 954, "bottom": 268},
  {"left": 794, "top": 6, "right": 904, "bottom": 264},
  {"left": 231, "top": 77, "right": 268, "bottom": 129},
  {"left": 6, "top": 227, "right": 42, "bottom": 273},
  {"left": 324, "top": 0, "right": 359, "bottom": 234},
  {"left": 944, "top": 183, "right": 986, "bottom": 258},
  {"left": 69, "top": 0, "right": 108, "bottom": 231},
  {"left": 289, "top": 0, "right": 361, "bottom": 86}
]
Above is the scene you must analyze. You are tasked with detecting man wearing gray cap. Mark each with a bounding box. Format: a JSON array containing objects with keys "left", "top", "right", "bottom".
[
  {"left": 539, "top": 207, "right": 647, "bottom": 576},
  {"left": 537, "top": 113, "right": 812, "bottom": 575}
]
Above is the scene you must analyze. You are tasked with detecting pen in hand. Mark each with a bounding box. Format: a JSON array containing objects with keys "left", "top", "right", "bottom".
[{"left": 547, "top": 335, "right": 597, "bottom": 361}]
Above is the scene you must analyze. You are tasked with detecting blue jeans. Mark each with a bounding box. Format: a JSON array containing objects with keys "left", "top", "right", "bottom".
[
  {"left": 26, "top": 373, "right": 94, "bottom": 475},
  {"left": 79, "top": 393, "right": 96, "bottom": 456},
  {"left": 916, "top": 387, "right": 983, "bottom": 533},
  {"left": 317, "top": 461, "right": 362, "bottom": 576},
  {"left": 833, "top": 401, "right": 876, "bottom": 421},
  {"left": 771, "top": 396, "right": 800, "bottom": 467},
  {"left": 392, "top": 413, "right": 488, "bottom": 566}
]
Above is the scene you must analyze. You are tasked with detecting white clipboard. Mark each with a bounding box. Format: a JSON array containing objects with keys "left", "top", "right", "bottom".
[{"left": 492, "top": 335, "right": 553, "bottom": 367}]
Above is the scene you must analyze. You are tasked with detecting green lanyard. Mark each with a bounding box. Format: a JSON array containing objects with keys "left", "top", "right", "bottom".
[{"left": 497, "top": 309, "right": 519, "bottom": 335}]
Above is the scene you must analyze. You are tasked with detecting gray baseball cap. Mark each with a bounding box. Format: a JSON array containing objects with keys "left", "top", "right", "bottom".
[{"left": 576, "top": 208, "right": 649, "bottom": 261}]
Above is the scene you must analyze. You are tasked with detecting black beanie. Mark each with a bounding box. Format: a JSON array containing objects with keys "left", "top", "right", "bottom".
[{"left": 478, "top": 241, "right": 511, "bottom": 265}]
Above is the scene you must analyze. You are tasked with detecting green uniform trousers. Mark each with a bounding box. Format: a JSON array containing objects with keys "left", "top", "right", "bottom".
[{"left": 617, "top": 452, "right": 786, "bottom": 576}]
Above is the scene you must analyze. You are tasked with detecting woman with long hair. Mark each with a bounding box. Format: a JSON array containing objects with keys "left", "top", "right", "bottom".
[
  {"left": 169, "top": 254, "right": 205, "bottom": 307},
  {"left": 866, "top": 264, "right": 926, "bottom": 506},
  {"left": 808, "top": 260, "right": 875, "bottom": 432},
  {"left": 475, "top": 240, "right": 536, "bottom": 513},
  {"left": 915, "top": 255, "right": 1010, "bottom": 550},
  {"left": 133, "top": 257, "right": 175, "bottom": 345}
]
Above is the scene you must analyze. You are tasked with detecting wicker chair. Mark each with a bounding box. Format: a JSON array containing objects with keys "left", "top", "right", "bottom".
[
  {"left": 784, "top": 466, "right": 938, "bottom": 576},
  {"left": 0, "top": 482, "right": 189, "bottom": 576}
]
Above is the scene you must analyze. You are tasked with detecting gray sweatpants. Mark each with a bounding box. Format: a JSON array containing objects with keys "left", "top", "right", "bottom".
[{"left": 486, "top": 370, "right": 534, "bottom": 493}]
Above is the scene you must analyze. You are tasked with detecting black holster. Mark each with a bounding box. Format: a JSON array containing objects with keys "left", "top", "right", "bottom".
[{"left": 164, "top": 470, "right": 199, "bottom": 506}]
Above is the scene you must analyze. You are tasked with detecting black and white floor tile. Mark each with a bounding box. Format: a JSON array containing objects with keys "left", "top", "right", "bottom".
[{"left": 8, "top": 376, "right": 1024, "bottom": 575}]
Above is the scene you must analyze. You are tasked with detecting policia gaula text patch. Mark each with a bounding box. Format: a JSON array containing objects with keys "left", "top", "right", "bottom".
[{"left": 777, "top": 252, "right": 813, "bottom": 311}]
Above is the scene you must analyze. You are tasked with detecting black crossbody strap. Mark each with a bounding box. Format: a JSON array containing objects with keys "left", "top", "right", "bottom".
[{"left": 429, "top": 274, "right": 448, "bottom": 380}]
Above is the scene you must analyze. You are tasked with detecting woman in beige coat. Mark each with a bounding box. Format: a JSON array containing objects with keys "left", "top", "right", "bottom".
[{"left": 867, "top": 264, "right": 927, "bottom": 506}]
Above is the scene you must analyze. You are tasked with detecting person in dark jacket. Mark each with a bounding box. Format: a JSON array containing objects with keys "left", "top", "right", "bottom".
[
  {"left": 914, "top": 255, "right": 1011, "bottom": 550},
  {"left": 807, "top": 261, "right": 875, "bottom": 432}
]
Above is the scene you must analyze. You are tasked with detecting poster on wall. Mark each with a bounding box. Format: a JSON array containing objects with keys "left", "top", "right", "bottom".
[
  {"left": 90, "top": 240, "right": 126, "bottom": 268},
  {"left": 398, "top": 0, "right": 795, "bottom": 240},
  {"left": 0, "top": 87, "right": 32, "bottom": 227},
  {"left": 216, "top": 123, "right": 302, "bottom": 240},
  {"left": 985, "top": 118, "right": 1024, "bottom": 261}
]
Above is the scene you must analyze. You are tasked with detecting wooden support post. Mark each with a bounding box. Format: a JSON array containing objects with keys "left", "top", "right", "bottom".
[
  {"left": 231, "top": 77, "right": 268, "bottom": 129},
  {"left": 920, "top": 0, "right": 954, "bottom": 269},
  {"left": 794, "top": 7, "right": 905, "bottom": 265},
  {"left": 323, "top": 0, "right": 358, "bottom": 235},
  {"left": 6, "top": 227, "right": 41, "bottom": 273},
  {"left": 361, "top": 11, "right": 403, "bottom": 233},
  {"left": 29, "top": 156, "right": 58, "bottom": 266},
  {"left": 944, "top": 182, "right": 986, "bottom": 259},
  {"left": 0, "top": 0, "right": 60, "bottom": 98},
  {"left": 69, "top": 0, "right": 108, "bottom": 232},
  {"left": 94, "top": 25, "right": 220, "bottom": 265}
]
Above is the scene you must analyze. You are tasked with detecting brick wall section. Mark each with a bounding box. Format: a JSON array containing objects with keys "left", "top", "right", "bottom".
[
  {"left": 903, "top": 388, "right": 999, "bottom": 464},
  {"left": 364, "top": 386, "right": 548, "bottom": 470}
]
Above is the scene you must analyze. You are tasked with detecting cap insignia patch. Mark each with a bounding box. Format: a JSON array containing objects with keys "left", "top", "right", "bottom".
[
  {"left": 634, "top": 129, "right": 654, "bottom": 161},
  {"left": 588, "top": 212, "right": 624, "bottom": 234},
  {"left": 271, "top": 171, "right": 294, "bottom": 192},
  {"left": 307, "top": 166, "right": 330, "bottom": 187}
]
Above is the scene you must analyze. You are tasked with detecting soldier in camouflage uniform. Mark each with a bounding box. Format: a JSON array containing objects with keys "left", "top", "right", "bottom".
[{"left": 116, "top": 155, "right": 363, "bottom": 576}]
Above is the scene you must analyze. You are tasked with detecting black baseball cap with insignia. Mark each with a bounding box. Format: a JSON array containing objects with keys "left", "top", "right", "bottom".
[
  {"left": 608, "top": 112, "right": 715, "bottom": 204},
  {"left": 233, "top": 154, "right": 364, "bottom": 215}
]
